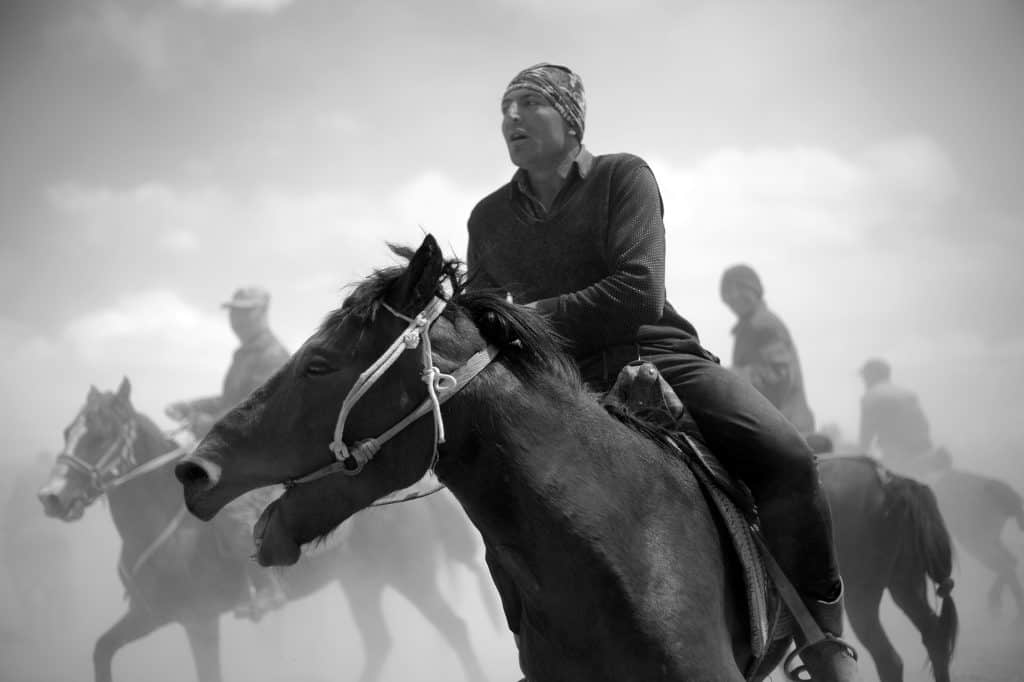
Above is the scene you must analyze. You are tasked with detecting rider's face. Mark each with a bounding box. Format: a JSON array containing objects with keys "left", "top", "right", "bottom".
[
  {"left": 229, "top": 306, "right": 263, "bottom": 340},
  {"left": 501, "top": 88, "right": 574, "bottom": 171},
  {"left": 720, "top": 282, "right": 760, "bottom": 319}
]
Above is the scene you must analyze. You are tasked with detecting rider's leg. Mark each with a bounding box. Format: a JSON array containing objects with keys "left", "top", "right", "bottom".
[
  {"left": 244, "top": 563, "right": 287, "bottom": 619},
  {"left": 219, "top": 492, "right": 287, "bottom": 620},
  {"left": 639, "top": 352, "right": 859, "bottom": 681}
]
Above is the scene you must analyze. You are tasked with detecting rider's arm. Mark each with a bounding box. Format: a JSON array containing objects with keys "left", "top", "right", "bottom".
[
  {"left": 531, "top": 163, "right": 667, "bottom": 345},
  {"left": 184, "top": 395, "right": 223, "bottom": 416},
  {"left": 743, "top": 324, "right": 797, "bottom": 403}
]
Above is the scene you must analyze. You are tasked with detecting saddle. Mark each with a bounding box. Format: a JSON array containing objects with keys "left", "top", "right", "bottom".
[
  {"left": 602, "top": 361, "right": 757, "bottom": 517},
  {"left": 601, "top": 361, "right": 789, "bottom": 672}
]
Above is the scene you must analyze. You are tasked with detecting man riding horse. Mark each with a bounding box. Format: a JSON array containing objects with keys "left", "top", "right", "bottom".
[
  {"left": 857, "top": 358, "right": 937, "bottom": 478},
  {"left": 165, "top": 286, "right": 290, "bottom": 620},
  {"left": 466, "top": 62, "right": 860, "bottom": 681},
  {"left": 720, "top": 264, "right": 816, "bottom": 435}
]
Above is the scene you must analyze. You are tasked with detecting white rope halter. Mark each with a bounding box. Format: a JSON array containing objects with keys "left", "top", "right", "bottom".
[{"left": 287, "top": 294, "right": 499, "bottom": 486}]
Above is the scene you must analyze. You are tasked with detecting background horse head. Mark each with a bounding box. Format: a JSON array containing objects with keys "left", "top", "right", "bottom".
[
  {"left": 38, "top": 377, "right": 173, "bottom": 522},
  {"left": 178, "top": 233, "right": 790, "bottom": 681}
]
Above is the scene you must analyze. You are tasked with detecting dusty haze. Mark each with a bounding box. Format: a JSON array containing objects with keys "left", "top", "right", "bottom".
[{"left": 2, "top": 0, "right": 1023, "bottom": 680}]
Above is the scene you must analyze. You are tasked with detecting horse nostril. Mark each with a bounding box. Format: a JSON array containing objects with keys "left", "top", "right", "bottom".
[
  {"left": 174, "top": 456, "right": 221, "bottom": 492},
  {"left": 38, "top": 493, "right": 62, "bottom": 516}
]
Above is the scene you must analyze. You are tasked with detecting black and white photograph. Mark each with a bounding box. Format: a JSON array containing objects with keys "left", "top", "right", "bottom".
[{"left": 2, "top": 1, "right": 1023, "bottom": 681}]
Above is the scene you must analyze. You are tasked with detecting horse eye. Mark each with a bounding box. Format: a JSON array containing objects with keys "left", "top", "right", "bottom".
[{"left": 305, "top": 359, "right": 335, "bottom": 376}]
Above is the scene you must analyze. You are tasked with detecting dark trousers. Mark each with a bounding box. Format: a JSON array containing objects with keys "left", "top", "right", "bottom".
[{"left": 583, "top": 345, "right": 842, "bottom": 601}]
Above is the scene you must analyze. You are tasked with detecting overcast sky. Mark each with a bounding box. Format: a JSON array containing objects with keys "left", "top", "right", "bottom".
[{"left": 2, "top": 0, "right": 1023, "bottom": 479}]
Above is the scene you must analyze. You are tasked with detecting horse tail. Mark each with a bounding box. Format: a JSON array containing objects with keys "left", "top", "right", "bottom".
[{"left": 886, "top": 475, "right": 959, "bottom": 660}]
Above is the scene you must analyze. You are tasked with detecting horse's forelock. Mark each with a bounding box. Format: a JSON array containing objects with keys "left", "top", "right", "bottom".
[{"left": 320, "top": 247, "right": 462, "bottom": 335}]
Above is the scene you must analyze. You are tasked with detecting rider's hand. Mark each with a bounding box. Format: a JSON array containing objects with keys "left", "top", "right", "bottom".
[
  {"left": 191, "top": 413, "right": 217, "bottom": 436},
  {"left": 165, "top": 402, "right": 190, "bottom": 421}
]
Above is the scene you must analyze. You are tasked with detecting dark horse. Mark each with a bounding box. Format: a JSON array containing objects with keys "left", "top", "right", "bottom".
[
  {"left": 177, "top": 235, "right": 793, "bottom": 681},
  {"left": 38, "top": 378, "right": 489, "bottom": 682},
  {"left": 819, "top": 456, "right": 958, "bottom": 682},
  {"left": 927, "top": 463, "right": 1024, "bottom": 619}
]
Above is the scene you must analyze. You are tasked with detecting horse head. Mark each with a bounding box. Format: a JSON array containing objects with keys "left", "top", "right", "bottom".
[
  {"left": 177, "top": 234, "right": 501, "bottom": 566},
  {"left": 39, "top": 377, "right": 138, "bottom": 521}
]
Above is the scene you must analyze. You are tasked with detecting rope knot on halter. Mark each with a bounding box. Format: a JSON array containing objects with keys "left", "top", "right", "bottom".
[
  {"left": 403, "top": 326, "right": 423, "bottom": 349},
  {"left": 345, "top": 438, "right": 383, "bottom": 473},
  {"left": 422, "top": 365, "right": 457, "bottom": 444}
]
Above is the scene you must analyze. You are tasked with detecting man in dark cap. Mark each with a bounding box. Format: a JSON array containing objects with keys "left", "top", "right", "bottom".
[
  {"left": 166, "top": 286, "right": 291, "bottom": 620},
  {"left": 857, "top": 358, "right": 934, "bottom": 476},
  {"left": 467, "top": 63, "right": 859, "bottom": 681},
  {"left": 720, "top": 263, "right": 815, "bottom": 434}
]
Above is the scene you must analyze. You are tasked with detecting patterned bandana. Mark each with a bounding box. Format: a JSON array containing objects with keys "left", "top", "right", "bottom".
[{"left": 504, "top": 63, "right": 587, "bottom": 140}]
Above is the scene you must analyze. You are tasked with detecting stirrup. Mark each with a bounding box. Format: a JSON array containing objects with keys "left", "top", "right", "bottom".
[{"left": 783, "top": 633, "right": 859, "bottom": 681}]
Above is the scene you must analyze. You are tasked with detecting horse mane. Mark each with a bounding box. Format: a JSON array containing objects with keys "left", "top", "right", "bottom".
[
  {"left": 318, "top": 243, "right": 460, "bottom": 333},
  {"left": 317, "top": 243, "right": 582, "bottom": 392},
  {"left": 452, "top": 289, "right": 581, "bottom": 390}
]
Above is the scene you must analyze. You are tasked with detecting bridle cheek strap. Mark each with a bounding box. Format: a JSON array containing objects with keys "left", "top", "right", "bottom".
[
  {"left": 291, "top": 296, "right": 499, "bottom": 485},
  {"left": 58, "top": 420, "right": 138, "bottom": 492},
  {"left": 327, "top": 296, "right": 448, "bottom": 468}
]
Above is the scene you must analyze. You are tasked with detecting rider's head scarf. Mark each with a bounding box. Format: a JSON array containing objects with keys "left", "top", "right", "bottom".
[
  {"left": 504, "top": 63, "right": 587, "bottom": 140},
  {"left": 720, "top": 264, "right": 764, "bottom": 299}
]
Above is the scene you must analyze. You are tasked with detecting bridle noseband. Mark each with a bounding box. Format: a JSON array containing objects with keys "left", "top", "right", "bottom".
[
  {"left": 286, "top": 294, "right": 499, "bottom": 487},
  {"left": 59, "top": 417, "right": 139, "bottom": 496},
  {"left": 58, "top": 414, "right": 189, "bottom": 500}
]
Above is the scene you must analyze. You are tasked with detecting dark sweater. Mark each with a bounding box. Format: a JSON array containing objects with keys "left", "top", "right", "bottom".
[{"left": 467, "top": 152, "right": 707, "bottom": 372}]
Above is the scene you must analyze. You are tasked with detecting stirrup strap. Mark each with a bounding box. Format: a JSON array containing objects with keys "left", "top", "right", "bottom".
[{"left": 751, "top": 530, "right": 858, "bottom": 680}]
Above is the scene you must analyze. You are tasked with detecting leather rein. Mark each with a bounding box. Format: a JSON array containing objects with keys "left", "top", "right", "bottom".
[
  {"left": 59, "top": 414, "right": 192, "bottom": 580},
  {"left": 59, "top": 418, "right": 190, "bottom": 497}
]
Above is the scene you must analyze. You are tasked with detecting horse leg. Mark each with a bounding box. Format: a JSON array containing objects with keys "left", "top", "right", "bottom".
[
  {"left": 182, "top": 617, "right": 222, "bottom": 682},
  {"left": 987, "top": 574, "right": 1006, "bottom": 612},
  {"left": 843, "top": 583, "right": 903, "bottom": 682},
  {"left": 969, "top": 535, "right": 1017, "bottom": 615},
  {"left": 93, "top": 605, "right": 166, "bottom": 682},
  {"left": 343, "top": 579, "right": 392, "bottom": 682},
  {"left": 391, "top": 568, "right": 489, "bottom": 682},
  {"left": 888, "top": 575, "right": 951, "bottom": 682},
  {"left": 1005, "top": 570, "right": 1024, "bottom": 623}
]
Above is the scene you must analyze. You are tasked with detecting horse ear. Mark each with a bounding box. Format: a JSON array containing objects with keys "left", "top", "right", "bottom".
[
  {"left": 116, "top": 377, "right": 132, "bottom": 404},
  {"left": 87, "top": 385, "right": 100, "bottom": 402},
  {"left": 395, "top": 234, "right": 445, "bottom": 310}
]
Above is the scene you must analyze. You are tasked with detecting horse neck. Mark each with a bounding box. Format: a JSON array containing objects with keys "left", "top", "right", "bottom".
[
  {"left": 439, "top": 376, "right": 664, "bottom": 550},
  {"left": 105, "top": 415, "right": 185, "bottom": 550}
]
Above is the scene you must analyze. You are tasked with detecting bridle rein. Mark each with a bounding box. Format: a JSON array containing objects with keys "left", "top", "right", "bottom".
[
  {"left": 59, "top": 415, "right": 189, "bottom": 499},
  {"left": 285, "top": 293, "right": 499, "bottom": 487}
]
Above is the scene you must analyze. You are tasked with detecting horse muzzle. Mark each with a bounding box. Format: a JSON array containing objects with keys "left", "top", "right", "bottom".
[{"left": 175, "top": 453, "right": 224, "bottom": 520}]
